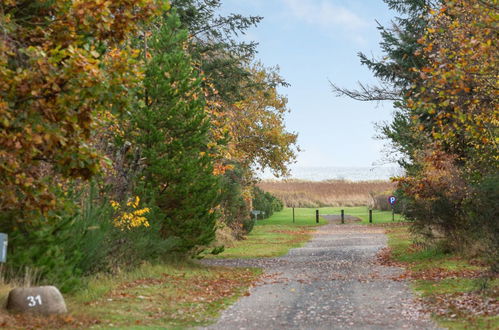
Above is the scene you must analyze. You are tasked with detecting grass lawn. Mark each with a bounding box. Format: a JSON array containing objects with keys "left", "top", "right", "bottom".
[
  {"left": 209, "top": 206, "right": 403, "bottom": 260},
  {"left": 207, "top": 207, "right": 323, "bottom": 259},
  {"left": 69, "top": 262, "right": 261, "bottom": 329},
  {"left": 386, "top": 226, "right": 498, "bottom": 329},
  {"left": 315, "top": 206, "right": 405, "bottom": 223}
]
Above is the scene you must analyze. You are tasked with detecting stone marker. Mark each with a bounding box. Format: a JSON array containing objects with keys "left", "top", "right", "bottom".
[{"left": 7, "top": 286, "right": 67, "bottom": 315}]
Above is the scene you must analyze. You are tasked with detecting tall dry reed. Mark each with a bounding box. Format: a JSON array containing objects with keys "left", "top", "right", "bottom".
[{"left": 258, "top": 179, "right": 395, "bottom": 208}]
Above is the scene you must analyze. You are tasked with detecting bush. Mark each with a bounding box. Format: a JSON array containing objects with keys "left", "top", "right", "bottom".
[
  {"left": 467, "top": 173, "right": 499, "bottom": 272},
  {"left": 3, "top": 183, "right": 115, "bottom": 292},
  {"left": 218, "top": 164, "right": 252, "bottom": 238},
  {"left": 252, "top": 187, "right": 283, "bottom": 220}
]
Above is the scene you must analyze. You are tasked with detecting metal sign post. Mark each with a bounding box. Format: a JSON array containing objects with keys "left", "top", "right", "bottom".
[
  {"left": 251, "top": 210, "right": 261, "bottom": 221},
  {"left": 388, "top": 196, "right": 397, "bottom": 222},
  {"left": 0, "top": 233, "right": 8, "bottom": 263}
]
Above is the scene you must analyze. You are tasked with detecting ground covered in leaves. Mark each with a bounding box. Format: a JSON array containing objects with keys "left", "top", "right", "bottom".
[
  {"left": 0, "top": 263, "right": 261, "bottom": 329},
  {"left": 382, "top": 226, "right": 499, "bottom": 329}
]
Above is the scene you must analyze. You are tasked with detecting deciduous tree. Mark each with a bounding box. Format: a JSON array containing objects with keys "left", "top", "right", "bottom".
[{"left": 0, "top": 0, "right": 163, "bottom": 227}]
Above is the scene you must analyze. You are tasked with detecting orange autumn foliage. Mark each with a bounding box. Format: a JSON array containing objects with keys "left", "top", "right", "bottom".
[{"left": 0, "top": 1, "right": 166, "bottom": 220}]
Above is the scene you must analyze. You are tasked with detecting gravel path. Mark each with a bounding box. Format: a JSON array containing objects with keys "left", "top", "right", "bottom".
[{"left": 200, "top": 220, "right": 438, "bottom": 330}]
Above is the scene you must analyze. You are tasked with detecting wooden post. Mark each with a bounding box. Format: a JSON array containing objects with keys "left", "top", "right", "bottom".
[
  {"left": 316, "top": 210, "right": 319, "bottom": 224},
  {"left": 341, "top": 210, "right": 344, "bottom": 224},
  {"left": 293, "top": 207, "right": 295, "bottom": 223},
  {"left": 369, "top": 210, "right": 373, "bottom": 223}
]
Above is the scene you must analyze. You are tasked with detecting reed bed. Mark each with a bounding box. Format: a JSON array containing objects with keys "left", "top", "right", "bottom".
[{"left": 258, "top": 179, "right": 395, "bottom": 208}]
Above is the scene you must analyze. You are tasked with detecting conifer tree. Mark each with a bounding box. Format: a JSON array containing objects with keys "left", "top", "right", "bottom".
[
  {"left": 132, "top": 12, "right": 219, "bottom": 253},
  {"left": 331, "top": 0, "right": 440, "bottom": 170}
]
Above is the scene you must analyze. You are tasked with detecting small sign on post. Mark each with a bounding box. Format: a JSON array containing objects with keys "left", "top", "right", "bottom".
[
  {"left": 0, "top": 233, "right": 7, "bottom": 263},
  {"left": 251, "top": 210, "right": 261, "bottom": 221},
  {"left": 388, "top": 196, "right": 397, "bottom": 221}
]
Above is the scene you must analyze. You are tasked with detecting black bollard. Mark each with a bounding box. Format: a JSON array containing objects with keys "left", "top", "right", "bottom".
[
  {"left": 316, "top": 210, "right": 319, "bottom": 224},
  {"left": 341, "top": 209, "right": 345, "bottom": 224},
  {"left": 369, "top": 209, "right": 373, "bottom": 223}
]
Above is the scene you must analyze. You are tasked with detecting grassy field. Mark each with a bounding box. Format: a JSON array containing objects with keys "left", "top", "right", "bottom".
[
  {"left": 316, "top": 206, "right": 404, "bottom": 223},
  {"left": 385, "top": 226, "right": 498, "bottom": 329},
  {"left": 258, "top": 179, "right": 395, "bottom": 208},
  {"left": 208, "top": 207, "right": 323, "bottom": 259},
  {"left": 208, "top": 207, "right": 403, "bottom": 260}
]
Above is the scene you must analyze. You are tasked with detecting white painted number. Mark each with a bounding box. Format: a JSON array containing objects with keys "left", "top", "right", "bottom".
[{"left": 27, "top": 295, "right": 43, "bottom": 307}]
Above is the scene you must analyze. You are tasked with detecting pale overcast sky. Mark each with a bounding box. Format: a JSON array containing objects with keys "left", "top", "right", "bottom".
[{"left": 220, "top": 0, "right": 397, "bottom": 168}]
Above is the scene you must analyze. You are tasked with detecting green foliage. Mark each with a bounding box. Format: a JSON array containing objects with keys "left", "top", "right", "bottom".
[
  {"left": 8, "top": 218, "right": 83, "bottom": 293},
  {"left": 218, "top": 164, "right": 252, "bottom": 237},
  {"left": 131, "top": 11, "right": 219, "bottom": 254},
  {"left": 171, "top": 0, "right": 262, "bottom": 103},
  {"left": 169, "top": 1, "right": 298, "bottom": 245},
  {"left": 4, "top": 183, "right": 114, "bottom": 292},
  {"left": 252, "top": 187, "right": 284, "bottom": 220},
  {"left": 467, "top": 173, "right": 499, "bottom": 272}
]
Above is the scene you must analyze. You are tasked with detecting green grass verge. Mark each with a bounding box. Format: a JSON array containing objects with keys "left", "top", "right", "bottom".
[
  {"left": 70, "top": 262, "right": 262, "bottom": 329},
  {"left": 386, "top": 226, "right": 498, "bottom": 329},
  {"left": 208, "top": 207, "right": 322, "bottom": 259},
  {"left": 0, "top": 262, "right": 261, "bottom": 329}
]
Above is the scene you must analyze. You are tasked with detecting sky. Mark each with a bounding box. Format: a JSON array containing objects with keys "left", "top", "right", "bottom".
[{"left": 218, "top": 0, "right": 400, "bottom": 171}]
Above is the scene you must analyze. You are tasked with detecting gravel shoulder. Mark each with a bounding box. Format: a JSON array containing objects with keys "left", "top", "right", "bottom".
[{"left": 200, "top": 219, "right": 439, "bottom": 329}]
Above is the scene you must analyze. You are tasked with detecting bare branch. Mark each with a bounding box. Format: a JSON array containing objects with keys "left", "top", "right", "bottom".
[{"left": 330, "top": 81, "right": 403, "bottom": 102}]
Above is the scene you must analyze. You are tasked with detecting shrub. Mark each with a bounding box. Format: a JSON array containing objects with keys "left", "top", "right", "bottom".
[
  {"left": 252, "top": 186, "right": 283, "bottom": 220},
  {"left": 3, "top": 183, "right": 115, "bottom": 292},
  {"left": 218, "top": 164, "right": 252, "bottom": 238}
]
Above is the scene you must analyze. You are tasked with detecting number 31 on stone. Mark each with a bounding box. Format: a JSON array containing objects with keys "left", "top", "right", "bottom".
[{"left": 27, "top": 295, "right": 43, "bottom": 307}]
